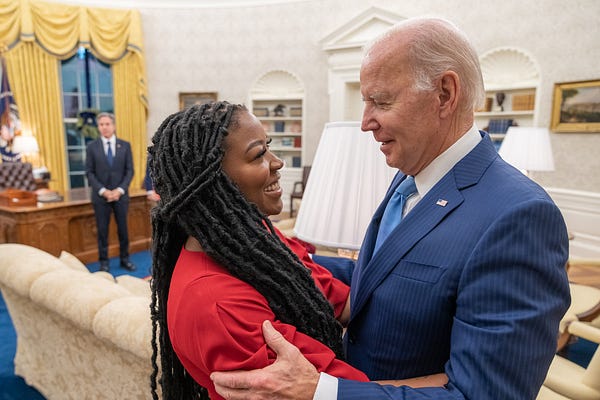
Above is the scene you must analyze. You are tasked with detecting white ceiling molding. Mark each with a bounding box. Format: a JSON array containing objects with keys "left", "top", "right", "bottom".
[
  {"left": 479, "top": 47, "right": 540, "bottom": 90},
  {"left": 41, "top": 0, "right": 310, "bottom": 9},
  {"left": 321, "top": 6, "right": 404, "bottom": 52}
]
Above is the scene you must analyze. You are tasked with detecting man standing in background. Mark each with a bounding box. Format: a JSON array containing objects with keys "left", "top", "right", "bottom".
[{"left": 86, "top": 112, "right": 136, "bottom": 272}]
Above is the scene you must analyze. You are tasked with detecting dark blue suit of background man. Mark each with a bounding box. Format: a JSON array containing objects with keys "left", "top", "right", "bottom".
[
  {"left": 211, "top": 17, "right": 570, "bottom": 400},
  {"left": 85, "top": 112, "right": 136, "bottom": 273}
]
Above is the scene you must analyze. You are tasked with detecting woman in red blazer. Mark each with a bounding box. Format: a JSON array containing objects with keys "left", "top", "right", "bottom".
[{"left": 148, "top": 101, "right": 369, "bottom": 400}]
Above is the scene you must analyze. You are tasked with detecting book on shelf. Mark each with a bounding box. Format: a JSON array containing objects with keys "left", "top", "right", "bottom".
[
  {"left": 487, "top": 119, "right": 514, "bottom": 134},
  {"left": 254, "top": 107, "right": 269, "bottom": 117},
  {"left": 290, "top": 107, "right": 302, "bottom": 117},
  {"left": 274, "top": 121, "right": 285, "bottom": 132},
  {"left": 290, "top": 121, "right": 301, "bottom": 133},
  {"left": 511, "top": 93, "right": 535, "bottom": 111}
]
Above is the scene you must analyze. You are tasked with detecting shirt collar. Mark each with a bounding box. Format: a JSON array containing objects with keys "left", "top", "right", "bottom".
[
  {"left": 101, "top": 135, "right": 116, "bottom": 146},
  {"left": 414, "top": 125, "right": 481, "bottom": 197}
]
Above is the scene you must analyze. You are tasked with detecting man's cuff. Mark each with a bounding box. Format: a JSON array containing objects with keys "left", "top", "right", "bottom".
[
  {"left": 313, "top": 372, "right": 338, "bottom": 400},
  {"left": 117, "top": 187, "right": 125, "bottom": 195},
  {"left": 99, "top": 187, "right": 106, "bottom": 196}
]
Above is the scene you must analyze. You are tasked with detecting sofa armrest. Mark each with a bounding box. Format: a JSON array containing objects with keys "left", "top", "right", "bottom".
[{"left": 93, "top": 296, "right": 152, "bottom": 359}]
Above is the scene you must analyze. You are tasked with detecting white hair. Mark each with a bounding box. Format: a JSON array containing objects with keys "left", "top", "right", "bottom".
[{"left": 366, "top": 17, "right": 485, "bottom": 115}]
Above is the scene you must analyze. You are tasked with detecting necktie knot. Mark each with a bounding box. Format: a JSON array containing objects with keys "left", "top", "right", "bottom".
[
  {"left": 374, "top": 176, "right": 417, "bottom": 253},
  {"left": 394, "top": 175, "right": 417, "bottom": 198}
]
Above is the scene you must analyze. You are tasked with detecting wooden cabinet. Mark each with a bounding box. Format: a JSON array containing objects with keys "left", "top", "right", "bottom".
[{"left": 0, "top": 189, "right": 151, "bottom": 263}]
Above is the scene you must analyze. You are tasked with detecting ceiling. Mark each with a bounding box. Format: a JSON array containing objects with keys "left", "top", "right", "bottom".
[{"left": 41, "top": 0, "right": 309, "bottom": 8}]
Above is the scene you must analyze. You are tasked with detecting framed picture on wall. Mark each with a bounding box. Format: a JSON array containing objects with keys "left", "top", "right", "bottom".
[
  {"left": 179, "top": 92, "right": 218, "bottom": 110},
  {"left": 551, "top": 80, "right": 600, "bottom": 132}
]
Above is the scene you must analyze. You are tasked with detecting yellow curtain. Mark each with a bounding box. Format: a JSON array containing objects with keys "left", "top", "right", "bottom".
[
  {"left": 0, "top": 0, "right": 148, "bottom": 193},
  {"left": 5, "top": 42, "right": 67, "bottom": 190},
  {"left": 113, "top": 51, "right": 149, "bottom": 184}
]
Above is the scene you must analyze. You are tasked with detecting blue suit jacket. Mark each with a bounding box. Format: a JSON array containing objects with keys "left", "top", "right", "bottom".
[
  {"left": 85, "top": 137, "right": 134, "bottom": 202},
  {"left": 314, "top": 133, "right": 570, "bottom": 399}
]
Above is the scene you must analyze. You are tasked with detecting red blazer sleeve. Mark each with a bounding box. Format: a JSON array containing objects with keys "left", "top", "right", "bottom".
[
  {"left": 170, "top": 273, "right": 368, "bottom": 382},
  {"left": 275, "top": 227, "right": 350, "bottom": 318}
]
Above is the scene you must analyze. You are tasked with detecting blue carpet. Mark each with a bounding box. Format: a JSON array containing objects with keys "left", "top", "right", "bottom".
[
  {"left": 0, "top": 249, "right": 153, "bottom": 400},
  {"left": 0, "top": 250, "right": 598, "bottom": 398}
]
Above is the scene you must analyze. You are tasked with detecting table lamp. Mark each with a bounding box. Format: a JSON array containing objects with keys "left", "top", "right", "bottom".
[
  {"left": 294, "top": 121, "right": 397, "bottom": 250},
  {"left": 12, "top": 135, "right": 40, "bottom": 165},
  {"left": 498, "top": 127, "right": 555, "bottom": 176}
]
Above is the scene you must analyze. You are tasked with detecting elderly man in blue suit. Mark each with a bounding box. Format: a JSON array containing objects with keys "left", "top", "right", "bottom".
[
  {"left": 86, "top": 112, "right": 136, "bottom": 273},
  {"left": 211, "top": 17, "right": 570, "bottom": 400}
]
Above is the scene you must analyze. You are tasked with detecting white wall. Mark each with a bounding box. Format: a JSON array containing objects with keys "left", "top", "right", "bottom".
[{"left": 140, "top": 0, "right": 600, "bottom": 193}]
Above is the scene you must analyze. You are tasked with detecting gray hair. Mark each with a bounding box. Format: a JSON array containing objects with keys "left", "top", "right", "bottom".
[
  {"left": 368, "top": 17, "right": 485, "bottom": 115},
  {"left": 97, "top": 112, "right": 116, "bottom": 123}
]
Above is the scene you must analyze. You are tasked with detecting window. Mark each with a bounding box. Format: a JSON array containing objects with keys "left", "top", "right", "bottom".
[{"left": 61, "top": 47, "right": 113, "bottom": 189}]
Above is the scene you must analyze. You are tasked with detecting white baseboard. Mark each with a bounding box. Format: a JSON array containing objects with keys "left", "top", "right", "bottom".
[{"left": 546, "top": 187, "right": 600, "bottom": 259}]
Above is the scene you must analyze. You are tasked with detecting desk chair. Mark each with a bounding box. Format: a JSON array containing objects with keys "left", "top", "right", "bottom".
[
  {"left": 0, "top": 162, "right": 36, "bottom": 191},
  {"left": 289, "top": 166, "right": 310, "bottom": 218}
]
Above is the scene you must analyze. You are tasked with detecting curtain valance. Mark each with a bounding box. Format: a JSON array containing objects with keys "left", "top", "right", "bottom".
[{"left": 1, "top": 0, "right": 144, "bottom": 62}]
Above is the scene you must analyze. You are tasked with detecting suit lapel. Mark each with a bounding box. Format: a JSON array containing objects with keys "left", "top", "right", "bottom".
[
  {"left": 96, "top": 139, "right": 109, "bottom": 166},
  {"left": 351, "top": 178, "right": 463, "bottom": 316},
  {"left": 350, "top": 133, "right": 498, "bottom": 318}
]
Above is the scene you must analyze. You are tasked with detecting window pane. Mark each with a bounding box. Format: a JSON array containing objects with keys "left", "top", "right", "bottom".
[
  {"left": 65, "top": 123, "right": 83, "bottom": 146},
  {"left": 61, "top": 69, "right": 79, "bottom": 94},
  {"left": 88, "top": 66, "right": 99, "bottom": 95},
  {"left": 63, "top": 95, "right": 79, "bottom": 118},
  {"left": 69, "top": 173, "right": 86, "bottom": 189},
  {"left": 99, "top": 96, "right": 114, "bottom": 113},
  {"left": 97, "top": 64, "right": 113, "bottom": 94},
  {"left": 67, "top": 148, "right": 85, "bottom": 171},
  {"left": 61, "top": 48, "right": 113, "bottom": 190}
]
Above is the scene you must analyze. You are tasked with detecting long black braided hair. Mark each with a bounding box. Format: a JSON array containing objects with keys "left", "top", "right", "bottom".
[{"left": 149, "top": 101, "right": 345, "bottom": 399}]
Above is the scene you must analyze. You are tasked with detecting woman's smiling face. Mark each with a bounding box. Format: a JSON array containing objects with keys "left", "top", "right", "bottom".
[{"left": 221, "top": 111, "right": 284, "bottom": 216}]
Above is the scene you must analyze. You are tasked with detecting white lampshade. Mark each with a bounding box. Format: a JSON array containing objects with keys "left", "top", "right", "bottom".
[
  {"left": 12, "top": 135, "right": 39, "bottom": 154},
  {"left": 498, "top": 127, "right": 554, "bottom": 174},
  {"left": 294, "top": 121, "right": 397, "bottom": 250}
]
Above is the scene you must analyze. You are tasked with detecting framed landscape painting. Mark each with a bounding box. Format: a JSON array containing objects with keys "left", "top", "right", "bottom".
[
  {"left": 551, "top": 80, "right": 600, "bottom": 132},
  {"left": 179, "top": 92, "right": 217, "bottom": 110}
]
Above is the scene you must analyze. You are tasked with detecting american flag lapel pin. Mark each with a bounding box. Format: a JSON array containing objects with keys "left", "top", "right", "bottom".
[{"left": 436, "top": 199, "right": 448, "bottom": 207}]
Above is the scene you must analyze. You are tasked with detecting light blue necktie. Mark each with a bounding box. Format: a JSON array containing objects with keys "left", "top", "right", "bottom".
[
  {"left": 374, "top": 176, "right": 417, "bottom": 253},
  {"left": 106, "top": 142, "right": 114, "bottom": 166}
]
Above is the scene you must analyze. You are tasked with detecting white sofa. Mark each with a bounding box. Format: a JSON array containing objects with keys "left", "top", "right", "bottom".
[{"left": 0, "top": 243, "right": 153, "bottom": 400}]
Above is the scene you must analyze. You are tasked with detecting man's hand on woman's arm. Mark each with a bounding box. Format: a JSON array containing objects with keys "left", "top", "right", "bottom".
[
  {"left": 210, "top": 320, "right": 449, "bottom": 400},
  {"left": 211, "top": 320, "right": 320, "bottom": 400}
]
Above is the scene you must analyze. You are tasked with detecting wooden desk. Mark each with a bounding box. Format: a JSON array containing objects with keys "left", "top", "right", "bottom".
[{"left": 0, "top": 189, "right": 151, "bottom": 264}]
